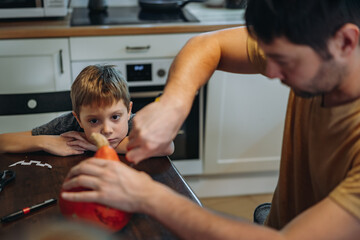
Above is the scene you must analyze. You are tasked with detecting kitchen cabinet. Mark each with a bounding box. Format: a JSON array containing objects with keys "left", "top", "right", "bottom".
[
  {"left": 0, "top": 38, "right": 72, "bottom": 133},
  {"left": 70, "top": 33, "right": 197, "bottom": 81},
  {"left": 70, "top": 33, "right": 196, "bottom": 61},
  {"left": 203, "top": 71, "right": 289, "bottom": 174}
]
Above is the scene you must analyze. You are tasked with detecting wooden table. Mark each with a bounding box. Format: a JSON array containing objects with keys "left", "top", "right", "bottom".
[{"left": 0, "top": 152, "right": 201, "bottom": 239}]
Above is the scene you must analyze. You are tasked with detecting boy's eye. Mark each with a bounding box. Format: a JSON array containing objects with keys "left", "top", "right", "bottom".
[
  {"left": 112, "top": 115, "right": 120, "bottom": 120},
  {"left": 89, "top": 119, "right": 98, "bottom": 124}
]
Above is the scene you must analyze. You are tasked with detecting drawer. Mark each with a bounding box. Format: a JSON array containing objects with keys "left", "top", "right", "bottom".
[
  {"left": 0, "top": 112, "right": 68, "bottom": 134},
  {"left": 0, "top": 91, "right": 71, "bottom": 116},
  {"left": 70, "top": 33, "right": 197, "bottom": 61}
]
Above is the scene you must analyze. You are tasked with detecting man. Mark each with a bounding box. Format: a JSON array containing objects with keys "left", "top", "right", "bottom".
[{"left": 61, "top": 0, "right": 360, "bottom": 239}]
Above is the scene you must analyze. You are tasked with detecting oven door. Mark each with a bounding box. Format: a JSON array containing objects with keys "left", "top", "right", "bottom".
[{"left": 130, "top": 86, "right": 203, "bottom": 175}]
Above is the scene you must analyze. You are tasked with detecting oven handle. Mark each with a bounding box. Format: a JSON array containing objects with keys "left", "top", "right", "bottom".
[
  {"left": 126, "top": 45, "right": 151, "bottom": 53},
  {"left": 130, "top": 91, "right": 163, "bottom": 98}
]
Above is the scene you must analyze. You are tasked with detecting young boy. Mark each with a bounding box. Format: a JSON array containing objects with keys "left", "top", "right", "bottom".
[{"left": 0, "top": 65, "right": 174, "bottom": 157}]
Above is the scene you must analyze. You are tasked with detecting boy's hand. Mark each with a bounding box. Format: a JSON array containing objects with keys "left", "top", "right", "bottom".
[
  {"left": 41, "top": 135, "right": 86, "bottom": 156},
  {"left": 61, "top": 131, "right": 97, "bottom": 152}
]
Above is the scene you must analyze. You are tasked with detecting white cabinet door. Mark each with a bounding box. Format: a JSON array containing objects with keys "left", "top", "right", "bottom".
[
  {"left": 0, "top": 38, "right": 72, "bottom": 133},
  {"left": 0, "top": 38, "right": 71, "bottom": 94},
  {"left": 203, "top": 72, "right": 289, "bottom": 174}
]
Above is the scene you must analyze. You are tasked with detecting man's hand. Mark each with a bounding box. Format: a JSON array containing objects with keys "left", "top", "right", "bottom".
[
  {"left": 126, "top": 100, "right": 184, "bottom": 163},
  {"left": 61, "top": 131, "right": 97, "bottom": 152},
  {"left": 61, "top": 158, "right": 156, "bottom": 213}
]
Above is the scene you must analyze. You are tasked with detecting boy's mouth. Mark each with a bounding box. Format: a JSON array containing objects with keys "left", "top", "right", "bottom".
[{"left": 108, "top": 138, "right": 116, "bottom": 143}]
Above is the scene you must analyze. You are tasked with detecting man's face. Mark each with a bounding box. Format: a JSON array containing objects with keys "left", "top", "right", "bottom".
[
  {"left": 75, "top": 100, "right": 132, "bottom": 149},
  {"left": 258, "top": 37, "right": 346, "bottom": 98}
]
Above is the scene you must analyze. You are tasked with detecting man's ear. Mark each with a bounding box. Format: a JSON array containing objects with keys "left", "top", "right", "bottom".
[
  {"left": 331, "top": 23, "right": 360, "bottom": 58},
  {"left": 128, "top": 101, "right": 133, "bottom": 120},
  {"left": 72, "top": 111, "right": 83, "bottom": 128}
]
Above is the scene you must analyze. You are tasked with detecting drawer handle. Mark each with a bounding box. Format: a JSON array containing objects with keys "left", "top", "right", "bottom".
[{"left": 126, "top": 45, "right": 151, "bottom": 52}]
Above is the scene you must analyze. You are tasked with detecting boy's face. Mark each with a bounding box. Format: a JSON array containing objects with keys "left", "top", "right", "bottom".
[{"left": 74, "top": 99, "right": 132, "bottom": 149}]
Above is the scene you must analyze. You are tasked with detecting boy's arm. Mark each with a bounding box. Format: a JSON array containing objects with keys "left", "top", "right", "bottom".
[
  {"left": 0, "top": 131, "right": 41, "bottom": 153},
  {"left": 0, "top": 131, "right": 85, "bottom": 156}
]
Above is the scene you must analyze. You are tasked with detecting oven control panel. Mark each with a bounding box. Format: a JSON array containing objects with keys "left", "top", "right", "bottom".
[{"left": 71, "top": 58, "right": 173, "bottom": 87}]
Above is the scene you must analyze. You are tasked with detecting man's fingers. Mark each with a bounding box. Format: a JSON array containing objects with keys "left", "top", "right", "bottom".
[
  {"left": 65, "top": 159, "right": 105, "bottom": 179},
  {"left": 62, "top": 175, "right": 101, "bottom": 191},
  {"left": 61, "top": 190, "right": 100, "bottom": 203},
  {"left": 126, "top": 147, "right": 152, "bottom": 164},
  {"left": 127, "top": 130, "right": 142, "bottom": 151}
]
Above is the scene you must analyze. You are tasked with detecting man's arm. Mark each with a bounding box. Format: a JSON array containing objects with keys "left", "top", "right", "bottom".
[
  {"left": 126, "top": 27, "right": 257, "bottom": 163},
  {"left": 147, "top": 187, "right": 360, "bottom": 240},
  {"left": 0, "top": 131, "right": 85, "bottom": 156},
  {"left": 116, "top": 136, "right": 174, "bottom": 156},
  {"left": 61, "top": 158, "right": 360, "bottom": 240}
]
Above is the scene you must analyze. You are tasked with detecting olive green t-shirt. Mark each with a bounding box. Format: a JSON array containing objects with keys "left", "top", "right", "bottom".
[{"left": 247, "top": 36, "right": 360, "bottom": 229}]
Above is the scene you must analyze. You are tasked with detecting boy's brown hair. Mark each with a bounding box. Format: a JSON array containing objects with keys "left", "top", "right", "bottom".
[{"left": 70, "top": 65, "right": 130, "bottom": 116}]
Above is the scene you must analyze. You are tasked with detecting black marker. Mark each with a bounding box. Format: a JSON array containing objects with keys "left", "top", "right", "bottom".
[{"left": 1, "top": 198, "right": 57, "bottom": 223}]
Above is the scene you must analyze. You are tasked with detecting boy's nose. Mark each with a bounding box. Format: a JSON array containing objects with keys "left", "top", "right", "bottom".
[{"left": 101, "top": 122, "right": 113, "bottom": 136}]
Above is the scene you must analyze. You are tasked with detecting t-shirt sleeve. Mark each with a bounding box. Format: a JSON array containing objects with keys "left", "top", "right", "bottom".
[
  {"left": 329, "top": 165, "right": 360, "bottom": 220},
  {"left": 127, "top": 113, "right": 135, "bottom": 136},
  {"left": 31, "top": 112, "right": 82, "bottom": 135},
  {"left": 247, "top": 35, "right": 267, "bottom": 75}
]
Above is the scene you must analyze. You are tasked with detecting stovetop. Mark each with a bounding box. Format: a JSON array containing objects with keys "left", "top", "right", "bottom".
[{"left": 71, "top": 6, "right": 199, "bottom": 26}]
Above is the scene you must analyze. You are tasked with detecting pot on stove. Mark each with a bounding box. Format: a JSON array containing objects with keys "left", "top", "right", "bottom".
[{"left": 138, "top": 0, "right": 205, "bottom": 11}]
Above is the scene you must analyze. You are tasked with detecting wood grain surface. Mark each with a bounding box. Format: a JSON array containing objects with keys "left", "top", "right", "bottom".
[{"left": 0, "top": 152, "right": 200, "bottom": 239}]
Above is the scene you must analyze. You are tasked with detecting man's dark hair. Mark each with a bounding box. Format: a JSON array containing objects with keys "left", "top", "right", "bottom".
[{"left": 245, "top": 0, "right": 360, "bottom": 59}]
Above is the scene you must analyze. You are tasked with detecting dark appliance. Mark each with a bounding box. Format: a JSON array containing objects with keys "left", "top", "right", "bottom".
[
  {"left": 71, "top": 6, "right": 199, "bottom": 26},
  {"left": 138, "top": 0, "right": 204, "bottom": 11}
]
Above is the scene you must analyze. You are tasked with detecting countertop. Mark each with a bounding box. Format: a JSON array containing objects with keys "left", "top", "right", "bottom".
[
  {"left": 0, "top": 3, "right": 246, "bottom": 39},
  {"left": 0, "top": 152, "right": 200, "bottom": 239}
]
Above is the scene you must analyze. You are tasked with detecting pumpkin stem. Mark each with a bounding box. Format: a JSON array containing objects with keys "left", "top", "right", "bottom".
[{"left": 90, "top": 133, "right": 109, "bottom": 149}]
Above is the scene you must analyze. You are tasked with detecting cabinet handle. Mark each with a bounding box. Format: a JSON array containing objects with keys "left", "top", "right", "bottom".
[
  {"left": 59, "top": 49, "right": 64, "bottom": 74},
  {"left": 126, "top": 45, "right": 151, "bottom": 52}
]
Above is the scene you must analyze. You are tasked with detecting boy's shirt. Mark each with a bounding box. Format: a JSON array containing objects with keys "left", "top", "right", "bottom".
[{"left": 32, "top": 112, "right": 135, "bottom": 136}]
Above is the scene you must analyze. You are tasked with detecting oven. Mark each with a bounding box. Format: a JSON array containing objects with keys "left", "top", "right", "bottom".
[{"left": 71, "top": 58, "right": 203, "bottom": 175}]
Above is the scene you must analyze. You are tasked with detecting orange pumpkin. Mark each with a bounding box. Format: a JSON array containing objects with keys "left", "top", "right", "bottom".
[{"left": 59, "top": 133, "right": 132, "bottom": 232}]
